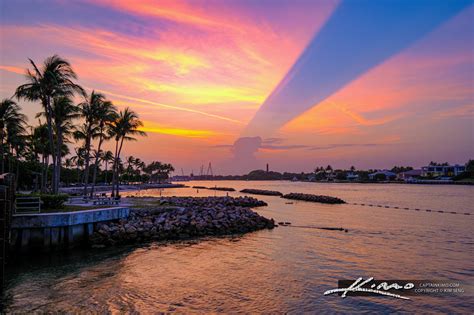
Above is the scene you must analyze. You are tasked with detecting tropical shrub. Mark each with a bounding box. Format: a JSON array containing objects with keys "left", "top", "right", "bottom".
[{"left": 40, "top": 194, "right": 69, "bottom": 209}]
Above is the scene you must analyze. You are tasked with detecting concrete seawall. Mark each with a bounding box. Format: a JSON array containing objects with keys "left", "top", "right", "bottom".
[{"left": 10, "top": 207, "right": 129, "bottom": 253}]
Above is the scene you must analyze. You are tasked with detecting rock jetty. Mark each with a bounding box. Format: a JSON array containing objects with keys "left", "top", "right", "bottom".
[
  {"left": 240, "top": 189, "right": 283, "bottom": 196},
  {"left": 90, "top": 196, "right": 274, "bottom": 246},
  {"left": 192, "top": 185, "right": 207, "bottom": 189},
  {"left": 158, "top": 196, "right": 267, "bottom": 207},
  {"left": 207, "top": 187, "right": 236, "bottom": 192},
  {"left": 282, "top": 193, "right": 346, "bottom": 204}
]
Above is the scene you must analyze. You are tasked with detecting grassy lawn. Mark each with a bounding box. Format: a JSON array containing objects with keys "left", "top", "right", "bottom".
[{"left": 40, "top": 205, "right": 117, "bottom": 213}]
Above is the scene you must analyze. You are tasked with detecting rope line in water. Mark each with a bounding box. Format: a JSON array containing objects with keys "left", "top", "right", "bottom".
[{"left": 350, "top": 203, "right": 470, "bottom": 216}]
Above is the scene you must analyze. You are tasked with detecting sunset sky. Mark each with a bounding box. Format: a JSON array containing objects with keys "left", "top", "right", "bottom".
[{"left": 1, "top": 0, "right": 473, "bottom": 174}]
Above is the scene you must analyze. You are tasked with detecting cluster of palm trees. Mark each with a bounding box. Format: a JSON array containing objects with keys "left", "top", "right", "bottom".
[{"left": 0, "top": 55, "right": 148, "bottom": 196}]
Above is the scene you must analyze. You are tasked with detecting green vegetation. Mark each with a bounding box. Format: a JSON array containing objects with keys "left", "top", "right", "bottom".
[
  {"left": 17, "top": 193, "right": 69, "bottom": 210},
  {"left": 1, "top": 55, "right": 175, "bottom": 197},
  {"left": 39, "top": 194, "right": 69, "bottom": 210},
  {"left": 41, "top": 204, "right": 115, "bottom": 213},
  {"left": 452, "top": 159, "right": 474, "bottom": 182}
]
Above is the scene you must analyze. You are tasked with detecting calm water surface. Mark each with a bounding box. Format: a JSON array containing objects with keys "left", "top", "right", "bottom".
[{"left": 3, "top": 181, "right": 474, "bottom": 313}]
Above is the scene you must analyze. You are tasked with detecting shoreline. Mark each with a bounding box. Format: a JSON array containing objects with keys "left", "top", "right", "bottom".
[
  {"left": 9, "top": 196, "right": 276, "bottom": 254},
  {"left": 58, "top": 183, "right": 187, "bottom": 195},
  {"left": 90, "top": 196, "right": 276, "bottom": 247},
  {"left": 182, "top": 179, "right": 474, "bottom": 186}
]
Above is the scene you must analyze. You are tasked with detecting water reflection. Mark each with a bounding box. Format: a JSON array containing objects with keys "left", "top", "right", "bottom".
[{"left": 4, "top": 181, "right": 474, "bottom": 313}]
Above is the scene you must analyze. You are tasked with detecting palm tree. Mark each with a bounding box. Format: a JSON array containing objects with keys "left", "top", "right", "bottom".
[
  {"left": 108, "top": 108, "right": 146, "bottom": 197},
  {"left": 126, "top": 155, "right": 136, "bottom": 182},
  {"left": 161, "top": 163, "right": 175, "bottom": 183},
  {"left": 15, "top": 55, "right": 84, "bottom": 193},
  {"left": 144, "top": 161, "right": 174, "bottom": 183},
  {"left": 76, "top": 91, "right": 106, "bottom": 195},
  {"left": 71, "top": 147, "right": 86, "bottom": 184},
  {"left": 134, "top": 158, "right": 145, "bottom": 180},
  {"left": 0, "top": 99, "right": 27, "bottom": 173},
  {"left": 90, "top": 100, "right": 117, "bottom": 196},
  {"left": 39, "top": 96, "right": 80, "bottom": 189},
  {"left": 31, "top": 123, "right": 51, "bottom": 191},
  {"left": 6, "top": 121, "right": 27, "bottom": 185},
  {"left": 102, "top": 150, "right": 114, "bottom": 184}
]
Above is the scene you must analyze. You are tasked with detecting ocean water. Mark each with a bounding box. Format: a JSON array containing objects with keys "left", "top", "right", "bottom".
[{"left": 3, "top": 181, "right": 474, "bottom": 313}]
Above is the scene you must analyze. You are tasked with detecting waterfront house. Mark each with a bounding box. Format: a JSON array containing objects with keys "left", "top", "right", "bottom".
[
  {"left": 346, "top": 172, "right": 359, "bottom": 181},
  {"left": 368, "top": 170, "right": 396, "bottom": 181},
  {"left": 397, "top": 169, "right": 422, "bottom": 180},
  {"left": 421, "top": 164, "right": 466, "bottom": 178}
]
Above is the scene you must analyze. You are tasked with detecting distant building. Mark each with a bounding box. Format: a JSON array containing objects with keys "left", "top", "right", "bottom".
[
  {"left": 346, "top": 172, "right": 359, "bottom": 181},
  {"left": 368, "top": 170, "right": 396, "bottom": 181},
  {"left": 421, "top": 164, "right": 466, "bottom": 178},
  {"left": 397, "top": 169, "right": 422, "bottom": 180},
  {"left": 170, "top": 175, "right": 190, "bottom": 182}
]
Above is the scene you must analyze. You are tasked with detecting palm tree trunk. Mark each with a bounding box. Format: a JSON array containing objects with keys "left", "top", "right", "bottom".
[
  {"left": 115, "top": 137, "right": 125, "bottom": 196},
  {"left": 56, "top": 129, "right": 63, "bottom": 194},
  {"left": 111, "top": 139, "right": 119, "bottom": 197},
  {"left": 41, "top": 153, "right": 46, "bottom": 192},
  {"left": 90, "top": 134, "right": 104, "bottom": 197},
  {"left": 82, "top": 133, "right": 92, "bottom": 196},
  {"left": 15, "top": 149, "right": 20, "bottom": 188},
  {"left": 44, "top": 97, "right": 57, "bottom": 194},
  {"left": 0, "top": 127, "right": 5, "bottom": 174},
  {"left": 104, "top": 160, "right": 108, "bottom": 184},
  {"left": 8, "top": 147, "right": 13, "bottom": 172},
  {"left": 44, "top": 155, "right": 49, "bottom": 192},
  {"left": 76, "top": 163, "right": 81, "bottom": 183}
]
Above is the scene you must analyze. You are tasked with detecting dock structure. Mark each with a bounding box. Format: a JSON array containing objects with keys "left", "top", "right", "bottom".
[
  {"left": 0, "top": 174, "right": 15, "bottom": 294},
  {"left": 10, "top": 207, "right": 130, "bottom": 253}
]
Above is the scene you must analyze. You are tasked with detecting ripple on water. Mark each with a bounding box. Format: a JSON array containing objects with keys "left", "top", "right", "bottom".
[{"left": 4, "top": 181, "right": 474, "bottom": 313}]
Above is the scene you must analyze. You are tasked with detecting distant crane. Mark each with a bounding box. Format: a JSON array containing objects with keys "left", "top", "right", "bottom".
[{"left": 206, "top": 162, "right": 213, "bottom": 177}]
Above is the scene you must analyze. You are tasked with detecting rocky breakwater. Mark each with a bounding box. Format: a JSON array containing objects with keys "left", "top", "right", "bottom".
[
  {"left": 91, "top": 196, "right": 275, "bottom": 247},
  {"left": 207, "top": 187, "right": 236, "bottom": 192},
  {"left": 282, "top": 193, "right": 346, "bottom": 204},
  {"left": 240, "top": 189, "right": 283, "bottom": 196}
]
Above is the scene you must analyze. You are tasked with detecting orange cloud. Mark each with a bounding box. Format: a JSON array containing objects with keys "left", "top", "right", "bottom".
[
  {"left": 0, "top": 65, "right": 24, "bottom": 75},
  {"left": 336, "top": 104, "right": 404, "bottom": 126},
  {"left": 139, "top": 120, "right": 218, "bottom": 138},
  {"left": 433, "top": 103, "right": 474, "bottom": 119},
  {"left": 85, "top": 86, "right": 245, "bottom": 125},
  {"left": 92, "top": 0, "right": 231, "bottom": 30}
]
